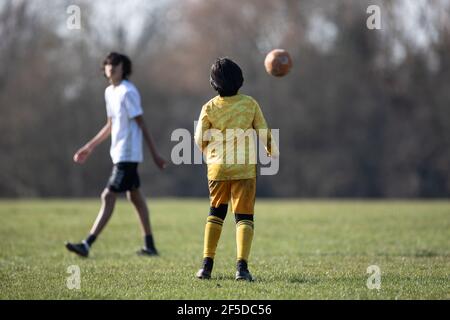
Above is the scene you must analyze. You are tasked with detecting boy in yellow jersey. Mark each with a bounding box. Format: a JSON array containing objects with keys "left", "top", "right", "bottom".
[{"left": 194, "top": 58, "right": 278, "bottom": 281}]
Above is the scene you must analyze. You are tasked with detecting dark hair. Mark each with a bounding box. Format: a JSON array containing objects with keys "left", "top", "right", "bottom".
[
  {"left": 102, "top": 52, "right": 132, "bottom": 79},
  {"left": 210, "top": 58, "right": 244, "bottom": 97}
]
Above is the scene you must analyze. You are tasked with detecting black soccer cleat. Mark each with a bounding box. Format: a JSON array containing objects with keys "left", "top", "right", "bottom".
[
  {"left": 65, "top": 241, "right": 89, "bottom": 258},
  {"left": 196, "top": 257, "right": 213, "bottom": 280},
  {"left": 137, "top": 247, "right": 159, "bottom": 257},
  {"left": 235, "top": 269, "right": 253, "bottom": 281},
  {"left": 196, "top": 268, "right": 212, "bottom": 279},
  {"left": 235, "top": 259, "right": 253, "bottom": 281}
]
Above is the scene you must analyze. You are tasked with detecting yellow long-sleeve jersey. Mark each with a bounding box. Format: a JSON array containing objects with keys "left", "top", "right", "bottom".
[{"left": 194, "top": 94, "right": 278, "bottom": 180}]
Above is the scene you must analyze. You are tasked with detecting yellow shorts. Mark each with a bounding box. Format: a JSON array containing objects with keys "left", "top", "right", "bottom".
[{"left": 208, "top": 178, "right": 256, "bottom": 214}]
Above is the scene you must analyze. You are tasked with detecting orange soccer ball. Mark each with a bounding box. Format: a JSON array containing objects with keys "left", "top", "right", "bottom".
[{"left": 264, "top": 49, "right": 293, "bottom": 77}]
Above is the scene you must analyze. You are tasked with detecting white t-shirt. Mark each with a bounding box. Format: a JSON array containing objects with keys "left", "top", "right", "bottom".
[{"left": 105, "top": 80, "right": 144, "bottom": 164}]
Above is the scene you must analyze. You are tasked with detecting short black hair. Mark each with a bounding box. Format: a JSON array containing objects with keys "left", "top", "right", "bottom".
[
  {"left": 210, "top": 58, "right": 244, "bottom": 97},
  {"left": 102, "top": 52, "right": 132, "bottom": 80}
]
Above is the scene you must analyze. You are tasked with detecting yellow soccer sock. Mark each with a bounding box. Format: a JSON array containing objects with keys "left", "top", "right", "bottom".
[
  {"left": 236, "top": 220, "right": 254, "bottom": 262},
  {"left": 203, "top": 216, "right": 224, "bottom": 259}
]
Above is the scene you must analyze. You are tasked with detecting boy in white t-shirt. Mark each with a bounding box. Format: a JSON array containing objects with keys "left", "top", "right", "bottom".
[{"left": 65, "top": 52, "right": 166, "bottom": 257}]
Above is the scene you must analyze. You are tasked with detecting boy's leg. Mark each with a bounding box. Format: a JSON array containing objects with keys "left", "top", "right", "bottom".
[
  {"left": 90, "top": 188, "right": 117, "bottom": 236},
  {"left": 66, "top": 163, "right": 132, "bottom": 257},
  {"left": 65, "top": 188, "right": 117, "bottom": 257},
  {"left": 234, "top": 214, "right": 254, "bottom": 281},
  {"left": 231, "top": 179, "right": 256, "bottom": 281},
  {"left": 235, "top": 214, "right": 254, "bottom": 264},
  {"left": 196, "top": 180, "right": 230, "bottom": 279},
  {"left": 127, "top": 189, "right": 158, "bottom": 255}
]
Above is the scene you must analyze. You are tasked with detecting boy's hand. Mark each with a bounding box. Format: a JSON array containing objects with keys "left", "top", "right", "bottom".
[
  {"left": 153, "top": 154, "right": 167, "bottom": 170},
  {"left": 73, "top": 145, "right": 93, "bottom": 164}
]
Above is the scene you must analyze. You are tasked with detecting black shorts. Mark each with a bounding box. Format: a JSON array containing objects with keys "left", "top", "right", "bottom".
[{"left": 106, "top": 162, "right": 140, "bottom": 193}]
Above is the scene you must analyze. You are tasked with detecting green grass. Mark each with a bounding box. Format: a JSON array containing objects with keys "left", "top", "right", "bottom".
[{"left": 0, "top": 199, "right": 449, "bottom": 299}]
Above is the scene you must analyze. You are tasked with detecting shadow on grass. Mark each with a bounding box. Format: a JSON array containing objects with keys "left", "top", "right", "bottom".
[
  {"left": 213, "top": 274, "right": 239, "bottom": 281},
  {"left": 288, "top": 275, "right": 320, "bottom": 284},
  {"left": 300, "top": 250, "right": 444, "bottom": 258},
  {"left": 412, "top": 250, "right": 440, "bottom": 258}
]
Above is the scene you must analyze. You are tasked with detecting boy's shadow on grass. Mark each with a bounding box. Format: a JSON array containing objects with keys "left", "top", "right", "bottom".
[
  {"left": 213, "top": 274, "right": 241, "bottom": 281},
  {"left": 302, "top": 250, "right": 442, "bottom": 258},
  {"left": 212, "top": 273, "right": 320, "bottom": 284},
  {"left": 287, "top": 275, "right": 320, "bottom": 284}
]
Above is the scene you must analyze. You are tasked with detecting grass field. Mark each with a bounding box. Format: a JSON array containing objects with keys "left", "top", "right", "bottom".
[{"left": 0, "top": 199, "right": 449, "bottom": 299}]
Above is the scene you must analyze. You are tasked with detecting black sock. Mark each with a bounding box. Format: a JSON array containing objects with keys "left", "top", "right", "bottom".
[
  {"left": 145, "top": 234, "right": 155, "bottom": 250},
  {"left": 203, "top": 257, "right": 214, "bottom": 272},
  {"left": 237, "top": 259, "right": 248, "bottom": 271},
  {"left": 85, "top": 234, "right": 97, "bottom": 247}
]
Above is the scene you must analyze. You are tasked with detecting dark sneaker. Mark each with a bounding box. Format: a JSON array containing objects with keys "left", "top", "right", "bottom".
[
  {"left": 196, "top": 257, "right": 213, "bottom": 279},
  {"left": 196, "top": 268, "right": 211, "bottom": 279},
  {"left": 65, "top": 242, "right": 89, "bottom": 258},
  {"left": 236, "top": 259, "right": 253, "bottom": 281},
  {"left": 137, "top": 247, "right": 159, "bottom": 256},
  {"left": 235, "top": 269, "right": 253, "bottom": 281}
]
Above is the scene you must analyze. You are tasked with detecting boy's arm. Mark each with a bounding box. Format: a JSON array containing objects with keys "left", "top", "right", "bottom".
[
  {"left": 194, "top": 106, "right": 211, "bottom": 152},
  {"left": 135, "top": 115, "right": 167, "bottom": 170},
  {"left": 253, "top": 103, "right": 279, "bottom": 158},
  {"left": 73, "top": 118, "right": 112, "bottom": 164}
]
